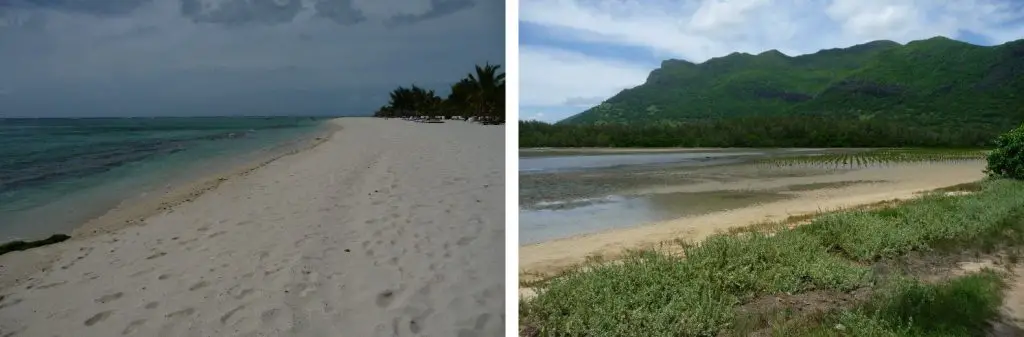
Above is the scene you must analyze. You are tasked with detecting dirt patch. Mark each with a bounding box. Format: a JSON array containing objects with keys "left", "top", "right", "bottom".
[
  {"left": 731, "top": 288, "right": 874, "bottom": 336},
  {"left": 730, "top": 249, "right": 1024, "bottom": 336},
  {"left": 870, "top": 250, "right": 1014, "bottom": 284}
]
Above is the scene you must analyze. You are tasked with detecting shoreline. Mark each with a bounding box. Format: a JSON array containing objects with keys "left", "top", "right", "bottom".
[
  {"left": 73, "top": 124, "right": 337, "bottom": 238},
  {"left": 519, "top": 161, "right": 987, "bottom": 278},
  {"left": 0, "top": 122, "right": 337, "bottom": 290},
  {"left": 0, "top": 118, "right": 504, "bottom": 336}
]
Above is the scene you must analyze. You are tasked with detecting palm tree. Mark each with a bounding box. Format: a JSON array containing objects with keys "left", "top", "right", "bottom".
[
  {"left": 447, "top": 78, "right": 477, "bottom": 118},
  {"left": 466, "top": 63, "right": 505, "bottom": 122},
  {"left": 375, "top": 63, "right": 504, "bottom": 123}
]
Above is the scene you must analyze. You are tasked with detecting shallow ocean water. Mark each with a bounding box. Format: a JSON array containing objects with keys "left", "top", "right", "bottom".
[{"left": 0, "top": 117, "right": 328, "bottom": 240}]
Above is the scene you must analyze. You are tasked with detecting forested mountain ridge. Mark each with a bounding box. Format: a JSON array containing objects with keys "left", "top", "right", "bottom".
[{"left": 561, "top": 36, "right": 1024, "bottom": 129}]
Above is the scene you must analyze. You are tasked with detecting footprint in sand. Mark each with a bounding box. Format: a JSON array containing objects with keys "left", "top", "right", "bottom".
[
  {"left": 146, "top": 251, "right": 167, "bottom": 260},
  {"left": 220, "top": 304, "right": 246, "bottom": 324},
  {"left": 84, "top": 310, "right": 113, "bottom": 326},
  {"left": 410, "top": 319, "right": 422, "bottom": 334},
  {"left": 145, "top": 301, "right": 159, "bottom": 309},
  {"left": 122, "top": 319, "right": 146, "bottom": 335},
  {"left": 95, "top": 292, "right": 123, "bottom": 304},
  {"left": 474, "top": 313, "right": 492, "bottom": 330},
  {"left": 37, "top": 281, "right": 67, "bottom": 290},
  {"left": 260, "top": 308, "right": 280, "bottom": 323},
  {"left": 158, "top": 308, "right": 196, "bottom": 334},
  {"left": 376, "top": 290, "right": 396, "bottom": 308},
  {"left": 0, "top": 298, "right": 23, "bottom": 310},
  {"left": 1, "top": 326, "right": 26, "bottom": 337},
  {"left": 129, "top": 267, "right": 155, "bottom": 278},
  {"left": 166, "top": 307, "right": 195, "bottom": 319},
  {"left": 264, "top": 265, "right": 285, "bottom": 276},
  {"left": 188, "top": 281, "right": 209, "bottom": 291},
  {"left": 233, "top": 288, "right": 255, "bottom": 300}
]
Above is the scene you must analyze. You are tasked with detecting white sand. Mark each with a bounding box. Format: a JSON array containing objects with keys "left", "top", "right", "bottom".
[{"left": 0, "top": 118, "right": 504, "bottom": 337}]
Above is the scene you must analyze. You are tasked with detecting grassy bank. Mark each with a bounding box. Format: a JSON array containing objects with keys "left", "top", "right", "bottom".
[{"left": 520, "top": 179, "right": 1024, "bottom": 336}]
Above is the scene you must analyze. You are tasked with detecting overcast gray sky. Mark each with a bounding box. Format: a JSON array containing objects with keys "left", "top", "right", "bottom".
[{"left": 0, "top": 0, "right": 504, "bottom": 117}]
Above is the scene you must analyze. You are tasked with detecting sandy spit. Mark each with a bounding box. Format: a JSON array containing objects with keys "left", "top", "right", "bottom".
[
  {"left": 520, "top": 161, "right": 986, "bottom": 277},
  {"left": 0, "top": 118, "right": 504, "bottom": 337}
]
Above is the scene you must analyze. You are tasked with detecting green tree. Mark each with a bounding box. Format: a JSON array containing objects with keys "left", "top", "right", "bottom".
[
  {"left": 986, "top": 124, "right": 1024, "bottom": 179},
  {"left": 465, "top": 63, "right": 506, "bottom": 122},
  {"left": 374, "top": 63, "right": 504, "bottom": 122}
]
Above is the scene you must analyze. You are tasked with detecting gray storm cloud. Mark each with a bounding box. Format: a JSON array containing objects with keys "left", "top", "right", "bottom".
[{"left": 0, "top": 0, "right": 504, "bottom": 117}]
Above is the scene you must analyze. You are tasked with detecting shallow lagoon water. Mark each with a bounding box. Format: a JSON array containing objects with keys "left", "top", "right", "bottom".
[
  {"left": 518, "top": 148, "right": 854, "bottom": 245},
  {"left": 519, "top": 151, "right": 763, "bottom": 174},
  {"left": 519, "top": 190, "right": 791, "bottom": 245}
]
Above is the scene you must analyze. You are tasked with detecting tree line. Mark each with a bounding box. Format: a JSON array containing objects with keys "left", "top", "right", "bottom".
[
  {"left": 373, "top": 63, "right": 505, "bottom": 122},
  {"left": 520, "top": 116, "right": 1010, "bottom": 148}
]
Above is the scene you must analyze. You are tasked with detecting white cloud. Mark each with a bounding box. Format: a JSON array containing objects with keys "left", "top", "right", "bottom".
[
  {"left": 520, "top": 0, "right": 1024, "bottom": 121},
  {"left": 520, "top": 46, "right": 651, "bottom": 107}
]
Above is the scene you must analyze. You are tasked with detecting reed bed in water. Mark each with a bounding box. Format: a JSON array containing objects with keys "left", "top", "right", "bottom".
[{"left": 755, "top": 149, "right": 988, "bottom": 170}]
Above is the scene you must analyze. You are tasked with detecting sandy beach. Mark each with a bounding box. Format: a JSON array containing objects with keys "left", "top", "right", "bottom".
[
  {"left": 520, "top": 161, "right": 986, "bottom": 277},
  {"left": 0, "top": 118, "right": 504, "bottom": 336}
]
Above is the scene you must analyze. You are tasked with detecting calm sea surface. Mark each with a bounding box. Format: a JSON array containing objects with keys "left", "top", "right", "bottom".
[{"left": 0, "top": 117, "right": 328, "bottom": 241}]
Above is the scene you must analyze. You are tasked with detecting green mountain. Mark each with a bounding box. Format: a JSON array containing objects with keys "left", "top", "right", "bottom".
[{"left": 561, "top": 37, "right": 1024, "bottom": 129}]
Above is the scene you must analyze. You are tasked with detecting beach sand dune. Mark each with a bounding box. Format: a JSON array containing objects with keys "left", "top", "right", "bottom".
[{"left": 0, "top": 118, "right": 504, "bottom": 337}]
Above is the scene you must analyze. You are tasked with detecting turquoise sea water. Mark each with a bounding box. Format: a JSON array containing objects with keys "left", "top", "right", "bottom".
[{"left": 0, "top": 117, "right": 329, "bottom": 241}]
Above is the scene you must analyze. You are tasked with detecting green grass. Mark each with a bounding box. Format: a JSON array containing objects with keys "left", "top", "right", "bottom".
[
  {"left": 522, "top": 232, "right": 871, "bottom": 337},
  {"left": 798, "top": 180, "right": 1024, "bottom": 261},
  {"left": 521, "top": 179, "right": 1024, "bottom": 336}
]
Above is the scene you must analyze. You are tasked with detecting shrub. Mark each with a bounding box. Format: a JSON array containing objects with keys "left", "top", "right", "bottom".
[{"left": 986, "top": 124, "right": 1024, "bottom": 180}]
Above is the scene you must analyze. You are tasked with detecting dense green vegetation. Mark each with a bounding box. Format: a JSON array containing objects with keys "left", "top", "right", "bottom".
[
  {"left": 520, "top": 179, "right": 1024, "bottom": 336},
  {"left": 374, "top": 63, "right": 505, "bottom": 121},
  {"left": 520, "top": 116, "right": 1003, "bottom": 148},
  {"left": 987, "top": 124, "right": 1024, "bottom": 179},
  {"left": 561, "top": 37, "right": 1024, "bottom": 130}
]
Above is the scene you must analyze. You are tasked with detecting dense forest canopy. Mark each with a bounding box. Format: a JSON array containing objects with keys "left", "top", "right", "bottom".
[
  {"left": 524, "top": 37, "right": 1024, "bottom": 148},
  {"left": 374, "top": 63, "right": 505, "bottom": 121},
  {"left": 520, "top": 117, "right": 1002, "bottom": 148}
]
